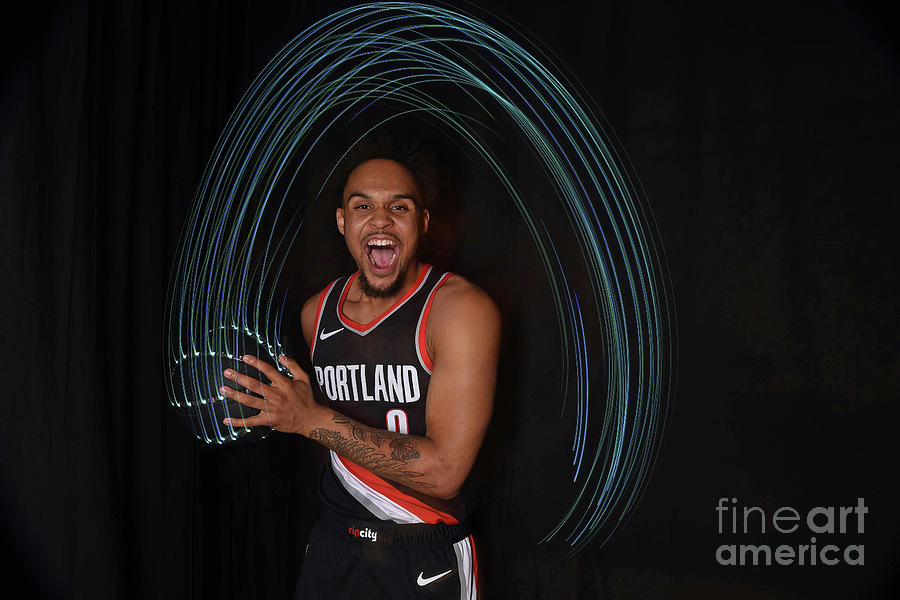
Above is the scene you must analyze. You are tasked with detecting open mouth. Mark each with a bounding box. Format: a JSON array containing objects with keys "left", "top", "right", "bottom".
[{"left": 365, "top": 238, "right": 399, "bottom": 273}]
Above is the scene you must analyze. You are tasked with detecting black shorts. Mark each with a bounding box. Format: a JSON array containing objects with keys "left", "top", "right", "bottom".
[{"left": 295, "top": 510, "right": 479, "bottom": 599}]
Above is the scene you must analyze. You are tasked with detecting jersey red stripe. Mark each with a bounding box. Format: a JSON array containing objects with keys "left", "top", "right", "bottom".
[
  {"left": 309, "top": 280, "right": 337, "bottom": 360},
  {"left": 469, "top": 535, "right": 479, "bottom": 592},
  {"left": 338, "top": 265, "right": 431, "bottom": 332},
  {"left": 417, "top": 273, "right": 454, "bottom": 371},
  {"left": 336, "top": 454, "right": 459, "bottom": 525}
]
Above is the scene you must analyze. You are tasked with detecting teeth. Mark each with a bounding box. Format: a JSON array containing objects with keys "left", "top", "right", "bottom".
[{"left": 367, "top": 239, "right": 396, "bottom": 247}]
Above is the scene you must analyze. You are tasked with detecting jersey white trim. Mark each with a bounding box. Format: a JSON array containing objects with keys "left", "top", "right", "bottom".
[
  {"left": 414, "top": 272, "right": 454, "bottom": 374},
  {"left": 329, "top": 451, "right": 424, "bottom": 524},
  {"left": 453, "top": 536, "right": 478, "bottom": 599}
]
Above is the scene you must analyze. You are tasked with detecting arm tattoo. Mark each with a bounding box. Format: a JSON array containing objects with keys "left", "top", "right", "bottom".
[{"left": 310, "top": 415, "right": 433, "bottom": 488}]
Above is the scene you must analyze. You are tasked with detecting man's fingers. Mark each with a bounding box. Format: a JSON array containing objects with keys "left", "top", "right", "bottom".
[
  {"left": 220, "top": 384, "right": 274, "bottom": 429},
  {"left": 278, "top": 354, "right": 310, "bottom": 383},
  {"left": 219, "top": 385, "right": 265, "bottom": 410},
  {"left": 242, "top": 354, "right": 287, "bottom": 385},
  {"left": 223, "top": 414, "right": 272, "bottom": 429},
  {"left": 223, "top": 368, "right": 266, "bottom": 395}
]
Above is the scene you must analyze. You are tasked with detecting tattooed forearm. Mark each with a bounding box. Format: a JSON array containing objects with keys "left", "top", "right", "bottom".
[
  {"left": 309, "top": 425, "right": 435, "bottom": 488},
  {"left": 334, "top": 416, "right": 380, "bottom": 443},
  {"left": 330, "top": 415, "right": 419, "bottom": 460},
  {"left": 388, "top": 438, "right": 420, "bottom": 461}
]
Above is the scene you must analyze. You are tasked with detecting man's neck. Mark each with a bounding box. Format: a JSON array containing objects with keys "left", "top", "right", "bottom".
[{"left": 346, "top": 261, "right": 426, "bottom": 316}]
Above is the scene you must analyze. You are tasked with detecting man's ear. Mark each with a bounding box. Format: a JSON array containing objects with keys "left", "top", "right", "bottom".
[
  {"left": 336, "top": 207, "right": 345, "bottom": 235},
  {"left": 421, "top": 208, "right": 430, "bottom": 235}
]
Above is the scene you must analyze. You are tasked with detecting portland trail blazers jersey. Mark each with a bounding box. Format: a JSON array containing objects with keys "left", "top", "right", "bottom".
[{"left": 309, "top": 264, "right": 471, "bottom": 524}]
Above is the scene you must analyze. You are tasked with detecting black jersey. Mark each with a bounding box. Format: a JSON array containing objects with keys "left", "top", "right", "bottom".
[{"left": 310, "top": 264, "right": 467, "bottom": 525}]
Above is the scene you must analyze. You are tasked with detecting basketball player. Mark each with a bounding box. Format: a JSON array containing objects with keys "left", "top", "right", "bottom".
[{"left": 219, "top": 138, "right": 500, "bottom": 599}]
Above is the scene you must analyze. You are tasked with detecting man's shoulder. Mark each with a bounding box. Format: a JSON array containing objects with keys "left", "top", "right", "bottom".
[
  {"left": 301, "top": 285, "right": 328, "bottom": 319},
  {"left": 426, "top": 273, "right": 500, "bottom": 363},
  {"left": 301, "top": 281, "right": 341, "bottom": 343},
  {"left": 430, "top": 273, "right": 500, "bottom": 330},
  {"left": 434, "top": 272, "right": 486, "bottom": 300},
  {"left": 301, "top": 274, "right": 349, "bottom": 312}
]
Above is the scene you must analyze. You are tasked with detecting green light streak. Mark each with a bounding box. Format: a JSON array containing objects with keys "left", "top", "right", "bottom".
[{"left": 164, "top": 1, "right": 675, "bottom": 555}]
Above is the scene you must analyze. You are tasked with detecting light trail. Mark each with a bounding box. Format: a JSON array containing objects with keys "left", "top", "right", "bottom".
[{"left": 164, "top": 1, "right": 675, "bottom": 555}]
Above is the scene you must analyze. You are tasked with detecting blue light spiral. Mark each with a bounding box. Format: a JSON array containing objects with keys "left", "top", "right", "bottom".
[{"left": 164, "top": 1, "right": 675, "bottom": 555}]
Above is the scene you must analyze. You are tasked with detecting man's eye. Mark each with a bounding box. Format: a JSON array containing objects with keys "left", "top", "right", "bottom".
[
  {"left": 354, "top": 204, "right": 370, "bottom": 210},
  {"left": 392, "top": 205, "right": 409, "bottom": 211}
]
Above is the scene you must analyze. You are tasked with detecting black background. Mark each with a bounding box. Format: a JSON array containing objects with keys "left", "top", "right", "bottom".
[{"left": 1, "top": 1, "right": 898, "bottom": 598}]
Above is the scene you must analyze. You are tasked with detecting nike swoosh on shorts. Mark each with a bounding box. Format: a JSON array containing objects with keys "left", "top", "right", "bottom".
[{"left": 417, "top": 569, "right": 452, "bottom": 586}]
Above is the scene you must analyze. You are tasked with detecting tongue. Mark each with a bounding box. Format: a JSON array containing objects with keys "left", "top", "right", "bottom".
[{"left": 371, "top": 247, "right": 394, "bottom": 269}]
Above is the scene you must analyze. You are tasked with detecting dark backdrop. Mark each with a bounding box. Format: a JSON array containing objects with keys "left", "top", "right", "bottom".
[{"left": 1, "top": 1, "right": 898, "bottom": 598}]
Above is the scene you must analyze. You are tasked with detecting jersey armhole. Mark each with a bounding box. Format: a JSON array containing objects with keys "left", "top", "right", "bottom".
[
  {"left": 415, "top": 273, "right": 455, "bottom": 373},
  {"left": 309, "top": 280, "right": 338, "bottom": 360}
]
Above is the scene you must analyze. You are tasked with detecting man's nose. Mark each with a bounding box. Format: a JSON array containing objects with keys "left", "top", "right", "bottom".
[{"left": 368, "top": 206, "right": 394, "bottom": 227}]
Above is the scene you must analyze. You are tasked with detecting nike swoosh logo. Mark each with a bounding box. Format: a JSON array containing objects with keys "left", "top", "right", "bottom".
[
  {"left": 417, "top": 569, "right": 452, "bottom": 586},
  {"left": 319, "top": 327, "right": 344, "bottom": 340}
]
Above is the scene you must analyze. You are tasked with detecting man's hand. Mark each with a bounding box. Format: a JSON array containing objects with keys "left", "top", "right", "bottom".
[{"left": 220, "top": 354, "right": 322, "bottom": 434}]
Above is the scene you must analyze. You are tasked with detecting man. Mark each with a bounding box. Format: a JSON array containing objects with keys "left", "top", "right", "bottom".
[{"left": 219, "top": 137, "right": 500, "bottom": 599}]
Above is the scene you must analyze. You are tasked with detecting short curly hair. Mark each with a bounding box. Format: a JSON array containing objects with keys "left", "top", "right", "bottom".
[{"left": 327, "top": 133, "right": 439, "bottom": 211}]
